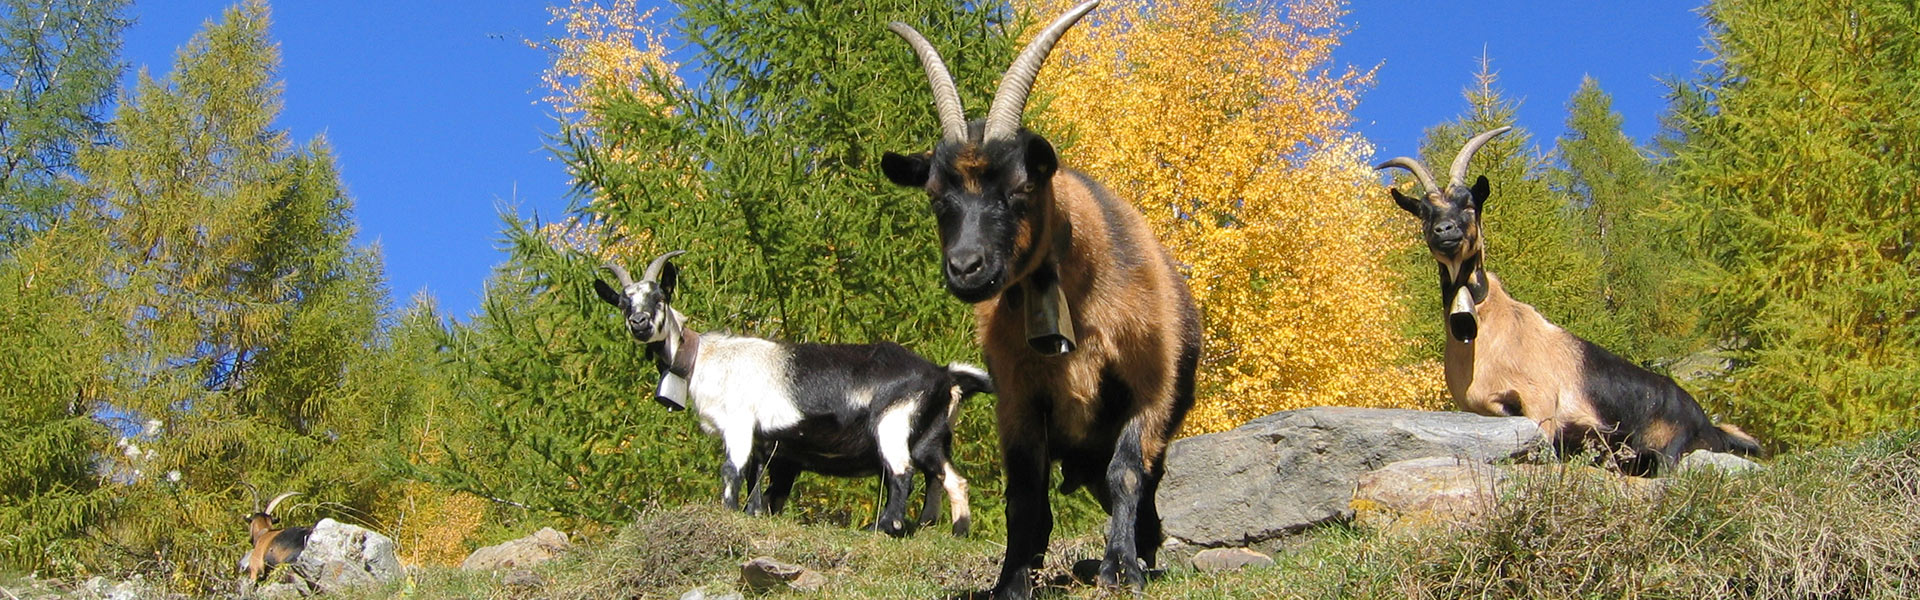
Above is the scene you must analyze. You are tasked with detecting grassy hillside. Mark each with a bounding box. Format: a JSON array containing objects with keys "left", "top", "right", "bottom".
[{"left": 299, "top": 431, "right": 1920, "bottom": 600}]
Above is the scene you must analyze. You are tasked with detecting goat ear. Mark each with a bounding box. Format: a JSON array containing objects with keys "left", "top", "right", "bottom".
[
  {"left": 593, "top": 279, "right": 625, "bottom": 308},
  {"left": 1389, "top": 187, "right": 1423, "bottom": 216},
  {"left": 658, "top": 262, "right": 679, "bottom": 304},
  {"left": 1023, "top": 136, "right": 1058, "bottom": 182},
  {"left": 881, "top": 151, "right": 932, "bottom": 188},
  {"left": 1471, "top": 175, "right": 1492, "bottom": 211}
]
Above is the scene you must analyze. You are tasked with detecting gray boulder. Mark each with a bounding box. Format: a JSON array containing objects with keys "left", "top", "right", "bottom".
[
  {"left": 1157, "top": 407, "right": 1544, "bottom": 546},
  {"left": 292, "top": 518, "right": 402, "bottom": 591},
  {"left": 461, "top": 527, "right": 573, "bottom": 571}
]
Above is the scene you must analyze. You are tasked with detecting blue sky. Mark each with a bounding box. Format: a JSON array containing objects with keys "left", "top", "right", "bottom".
[{"left": 120, "top": 1, "right": 1712, "bottom": 320}]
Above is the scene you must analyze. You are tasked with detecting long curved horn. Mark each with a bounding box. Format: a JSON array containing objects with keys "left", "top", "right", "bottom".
[
  {"left": 983, "top": 0, "right": 1100, "bottom": 143},
  {"left": 641, "top": 250, "right": 687, "bottom": 283},
  {"left": 1448, "top": 126, "right": 1512, "bottom": 189},
  {"left": 1374, "top": 157, "right": 1441, "bottom": 195},
  {"left": 264, "top": 491, "right": 301, "bottom": 516},
  {"left": 602, "top": 262, "right": 636, "bottom": 289},
  {"left": 241, "top": 482, "right": 262, "bottom": 513},
  {"left": 888, "top": 22, "right": 969, "bottom": 143}
]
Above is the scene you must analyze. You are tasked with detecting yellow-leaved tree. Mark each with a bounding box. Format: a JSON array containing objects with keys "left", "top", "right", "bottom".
[{"left": 1024, "top": 0, "right": 1443, "bottom": 433}]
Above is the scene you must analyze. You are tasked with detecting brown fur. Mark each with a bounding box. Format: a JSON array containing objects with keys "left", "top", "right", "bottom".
[
  {"left": 1443, "top": 272, "right": 1604, "bottom": 442},
  {"left": 976, "top": 171, "right": 1196, "bottom": 473}
]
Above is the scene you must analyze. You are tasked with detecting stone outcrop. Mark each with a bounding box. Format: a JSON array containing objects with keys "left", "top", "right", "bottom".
[
  {"left": 1157, "top": 407, "right": 1545, "bottom": 546},
  {"left": 291, "top": 518, "right": 403, "bottom": 591},
  {"left": 461, "top": 527, "right": 573, "bottom": 571}
]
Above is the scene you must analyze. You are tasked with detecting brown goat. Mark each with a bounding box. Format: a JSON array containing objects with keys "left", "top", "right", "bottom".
[
  {"left": 1378, "top": 127, "right": 1762, "bottom": 474},
  {"left": 880, "top": 1, "right": 1201, "bottom": 596},
  {"left": 241, "top": 487, "right": 311, "bottom": 582}
]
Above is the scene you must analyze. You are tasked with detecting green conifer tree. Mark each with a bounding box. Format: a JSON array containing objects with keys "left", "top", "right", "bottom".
[
  {"left": 12, "top": 0, "right": 396, "bottom": 582},
  {"left": 0, "top": 0, "right": 129, "bottom": 246},
  {"left": 1553, "top": 76, "right": 1694, "bottom": 361},
  {"left": 0, "top": 0, "right": 130, "bottom": 575},
  {"left": 1664, "top": 0, "right": 1920, "bottom": 448}
]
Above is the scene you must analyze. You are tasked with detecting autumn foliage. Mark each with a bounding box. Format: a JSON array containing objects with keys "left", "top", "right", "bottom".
[{"left": 1024, "top": 0, "right": 1442, "bottom": 433}]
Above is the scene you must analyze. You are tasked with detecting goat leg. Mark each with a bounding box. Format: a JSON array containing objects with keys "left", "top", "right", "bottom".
[
  {"left": 991, "top": 436, "right": 1051, "bottom": 599},
  {"left": 876, "top": 469, "right": 913, "bottom": 537},
  {"left": 763, "top": 458, "right": 800, "bottom": 515},
  {"left": 1098, "top": 418, "right": 1150, "bottom": 590}
]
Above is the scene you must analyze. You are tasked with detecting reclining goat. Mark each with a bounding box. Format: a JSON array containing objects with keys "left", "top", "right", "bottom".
[
  {"left": 240, "top": 486, "right": 309, "bottom": 582},
  {"left": 1378, "top": 126, "right": 1762, "bottom": 475},
  {"left": 594, "top": 250, "right": 992, "bottom": 535}
]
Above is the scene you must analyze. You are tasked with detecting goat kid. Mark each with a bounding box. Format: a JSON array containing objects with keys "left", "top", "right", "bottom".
[
  {"left": 240, "top": 486, "right": 310, "bottom": 582},
  {"left": 1378, "top": 126, "right": 1762, "bottom": 474},
  {"left": 881, "top": 1, "right": 1202, "bottom": 595},
  {"left": 594, "top": 251, "right": 991, "bottom": 536}
]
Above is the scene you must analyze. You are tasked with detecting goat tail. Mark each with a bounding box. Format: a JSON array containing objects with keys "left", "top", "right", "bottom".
[
  {"left": 946, "top": 362, "right": 994, "bottom": 399},
  {"left": 1711, "top": 423, "right": 1766, "bottom": 458}
]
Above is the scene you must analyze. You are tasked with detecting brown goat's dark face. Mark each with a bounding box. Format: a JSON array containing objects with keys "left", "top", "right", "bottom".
[
  {"left": 1392, "top": 175, "right": 1490, "bottom": 267},
  {"left": 883, "top": 129, "right": 1059, "bottom": 303}
]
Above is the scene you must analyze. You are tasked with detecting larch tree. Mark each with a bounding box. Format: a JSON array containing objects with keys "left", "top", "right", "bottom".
[
  {"left": 1663, "top": 0, "right": 1920, "bottom": 449},
  {"left": 1552, "top": 76, "right": 1695, "bottom": 362},
  {"left": 24, "top": 0, "right": 395, "bottom": 584},
  {"left": 0, "top": 0, "right": 130, "bottom": 575},
  {"left": 0, "top": 0, "right": 129, "bottom": 246},
  {"left": 1023, "top": 0, "right": 1441, "bottom": 433}
]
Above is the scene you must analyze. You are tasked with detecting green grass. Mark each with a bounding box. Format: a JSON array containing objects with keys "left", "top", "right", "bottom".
[{"left": 43, "top": 431, "right": 1918, "bottom": 599}]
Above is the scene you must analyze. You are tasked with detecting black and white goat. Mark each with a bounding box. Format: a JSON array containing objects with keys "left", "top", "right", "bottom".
[
  {"left": 881, "top": 1, "right": 1202, "bottom": 595},
  {"left": 1378, "top": 126, "right": 1763, "bottom": 475},
  {"left": 594, "top": 250, "right": 992, "bottom": 536}
]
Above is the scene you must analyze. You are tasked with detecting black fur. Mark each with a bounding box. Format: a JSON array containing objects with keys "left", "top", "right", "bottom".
[
  {"left": 1573, "top": 338, "right": 1763, "bottom": 475},
  {"left": 729, "top": 343, "right": 992, "bottom": 537},
  {"left": 882, "top": 122, "right": 1057, "bottom": 303}
]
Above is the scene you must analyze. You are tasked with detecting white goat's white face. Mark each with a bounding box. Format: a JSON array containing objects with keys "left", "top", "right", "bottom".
[
  {"left": 595, "top": 277, "right": 676, "bottom": 344},
  {"left": 621, "top": 282, "right": 674, "bottom": 343}
]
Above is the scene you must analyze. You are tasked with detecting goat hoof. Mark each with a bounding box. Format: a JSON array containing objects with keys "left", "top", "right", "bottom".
[
  {"left": 866, "top": 519, "right": 909, "bottom": 537},
  {"left": 951, "top": 516, "right": 971, "bottom": 537},
  {"left": 1096, "top": 557, "right": 1145, "bottom": 590}
]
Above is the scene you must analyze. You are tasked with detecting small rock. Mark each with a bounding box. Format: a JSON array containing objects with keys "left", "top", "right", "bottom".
[
  {"left": 1352, "top": 456, "right": 1507, "bottom": 533},
  {"left": 1678, "top": 450, "right": 1762, "bottom": 474},
  {"left": 680, "top": 586, "right": 746, "bottom": 600},
  {"left": 502, "top": 569, "right": 545, "bottom": 588},
  {"left": 461, "top": 527, "right": 574, "bottom": 571},
  {"left": 1188, "top": 548, "right": 1274, "bottom": 572},
  {"left": 740, "top": 556, "right": 825, "bottom": 592}
]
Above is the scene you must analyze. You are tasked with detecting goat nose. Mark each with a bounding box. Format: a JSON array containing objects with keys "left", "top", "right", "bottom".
[
  {"left": 947, "top": 253, "right": 985, "bottom": 278},
  {"left": 1433, "top": 222, "right": 1458, "bottom": 236}
]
